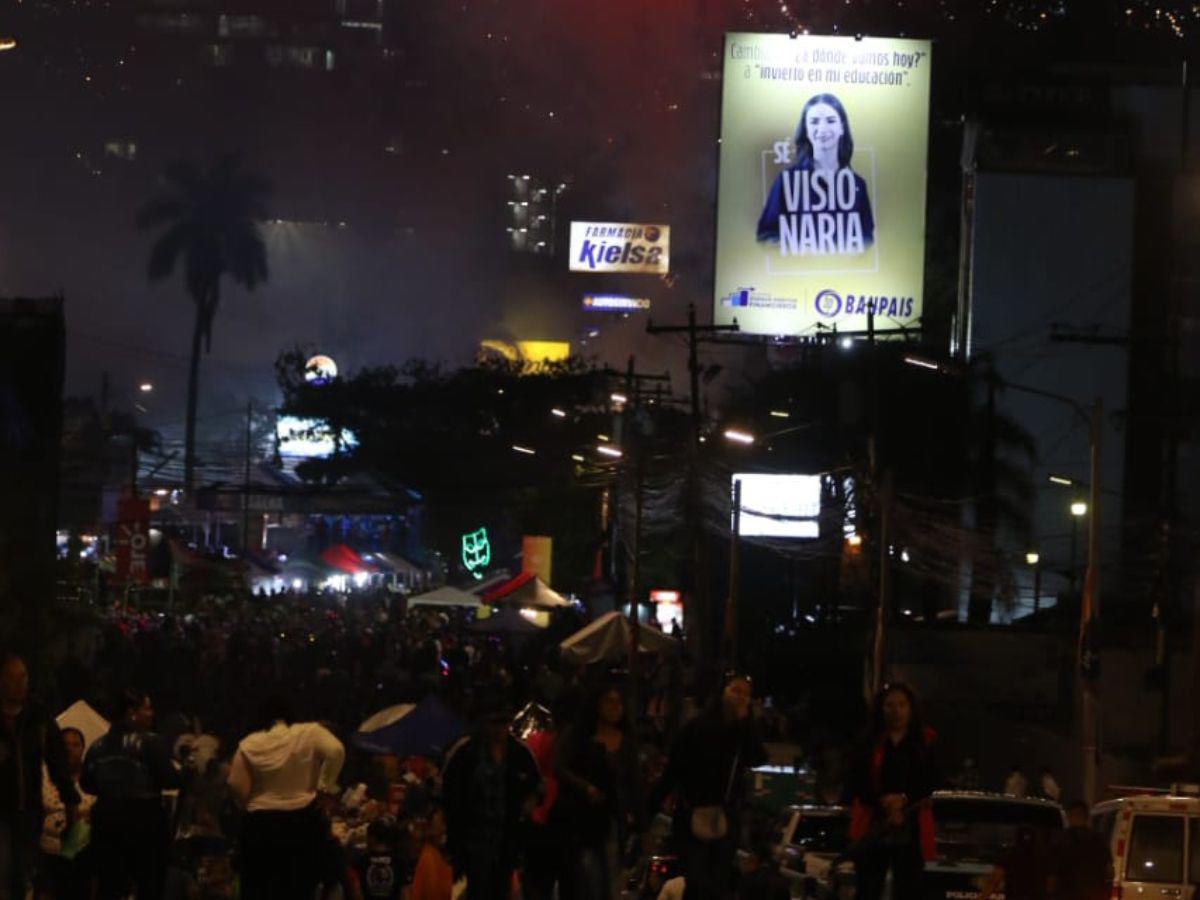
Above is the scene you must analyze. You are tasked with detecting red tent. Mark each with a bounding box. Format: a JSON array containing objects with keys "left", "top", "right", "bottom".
[
  {"left": 319, "top": 543, "right": 374, "bottom": 575},
  {"left": 481, "top": 572, "right": 570, "bottom": 609}
]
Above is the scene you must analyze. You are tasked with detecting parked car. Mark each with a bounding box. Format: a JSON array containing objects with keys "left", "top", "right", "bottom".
[
  {"left": 777, "top": 805, "right": 852, "bottom": 898},
  {"left": 923, "top": 791, "right": 1066, "bottom": 900},
  {"left": 624, "top": 812, "right": 680, "bottom": 900},
  {"left": 734, "top": 804, "right": 852, "bottom": 898},
  {"left": 1091, "top": 785, "right": 1200, "bottom": 900}
]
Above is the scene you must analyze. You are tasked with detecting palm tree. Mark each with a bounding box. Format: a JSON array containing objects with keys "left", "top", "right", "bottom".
[{"left": 137, "top": 155, "right": 270, "bottom": 491}]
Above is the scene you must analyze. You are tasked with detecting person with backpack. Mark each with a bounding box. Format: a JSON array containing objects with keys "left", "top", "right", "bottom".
[
  {"left": 82, "top": 688, "right": 186, "bottom": 899},
  {"left": 649, "top": 673, "right": 767, "bottom": 900}
]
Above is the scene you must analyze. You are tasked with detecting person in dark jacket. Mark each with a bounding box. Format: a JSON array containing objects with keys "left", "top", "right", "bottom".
[
  {"left": 0, "top": 653, "right": 79, "bottom": 900},
  {"left": 978, "top": 824, "right": 1053, "bottom": 900},
  {"left": 441, "top": 699, "right": 541, "bottom": 900},
  {"left": 82, "top": 688, "right": 185, "bottom": 900},
  {"left": 649, "top": 673, "right": 768, "bottom": 900},
  {"left": 847, "top": 682, "right": 941, "bottom": 900},
  {"left": 1052, "top": 801, "right": 1113, "bottom": 900},
  {"left": 556, "top": 683, "right": 645, "bottom": 900}
]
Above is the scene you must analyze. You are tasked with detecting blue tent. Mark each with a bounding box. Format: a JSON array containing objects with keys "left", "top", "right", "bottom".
[{"left": 352, "top": 695, "right": 466, "bottom": 758}]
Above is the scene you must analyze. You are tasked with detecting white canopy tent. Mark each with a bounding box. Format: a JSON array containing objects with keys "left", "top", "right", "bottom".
[
  {"left": 483, "top": 574, "right": 571, "bottom": 610},
  {"left": 370, "top": 551, "right": 430, "bottom": 591},
  {"left": 559, "top": 612, "right": 677, "bottom": 665},
  {"left": 406, "top": 586, "right": 483, "bottom": 609}
]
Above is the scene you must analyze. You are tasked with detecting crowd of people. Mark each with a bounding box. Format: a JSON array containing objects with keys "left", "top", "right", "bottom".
[{"left": 0, "top": 590, "right": 1115, "bottom": 900}]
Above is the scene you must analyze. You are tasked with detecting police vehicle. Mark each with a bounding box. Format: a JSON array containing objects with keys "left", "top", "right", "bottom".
[
  {"left": 1091, "top": 784, "right": 1200, "bottom": 900},
  {"left": 923, "top": 791, "right": 1065, "bottom": 900}
]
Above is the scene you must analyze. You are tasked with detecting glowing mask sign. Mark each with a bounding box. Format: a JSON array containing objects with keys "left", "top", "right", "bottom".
[{"left": 461, "top": 528, "right": 491, "bottom": 580}]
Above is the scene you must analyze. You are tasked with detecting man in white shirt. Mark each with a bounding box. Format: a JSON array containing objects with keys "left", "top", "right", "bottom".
[{"left": 227, "top": 697, "right": 345, "bottom": 900}]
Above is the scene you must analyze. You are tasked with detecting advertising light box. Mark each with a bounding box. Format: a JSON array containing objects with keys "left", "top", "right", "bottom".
[
  {"left": 714, "top": 33, "right": 932, "bottom": 337},
  {"left": 276, "top": 416, "right": 359, "bottom": 459},
  {"left": 733, "top": 473, "right": 822, "bottom": 539},
  {"left": 583, "top": 294, "right": 652, "bottom": 312},
  {"left": 569, "top": 222, "right": 670, "bottom": 275}
]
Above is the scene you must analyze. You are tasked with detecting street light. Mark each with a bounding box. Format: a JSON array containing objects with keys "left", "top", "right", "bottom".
[
  {"left": 0, "top": 38, "right": 16, "bottom": 53},
  {"left": 903, "top": 355, "right": 941, "bottom": 371},
  {"left": 139, "top": 382, "right": 154, "bottom": 393},
  {"left": 723, "top": 428, "right": 755, "bottom": 446},
  {"left": 1048, "top": 474, "right": 1074, "bottom": 486},
  {"left": 596, "top": 444, "right": 623, "bottom": 459},
  {"left": 511, "top": 444, "right": 536, "bottom": 456},
  {"left": 1068, "top": 501, "right": 1087, "bottom": 593}
]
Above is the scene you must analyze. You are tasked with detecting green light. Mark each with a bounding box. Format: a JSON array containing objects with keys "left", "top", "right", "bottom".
[{"left": 461, "top": 527, "right": 491, "bottom": 580}]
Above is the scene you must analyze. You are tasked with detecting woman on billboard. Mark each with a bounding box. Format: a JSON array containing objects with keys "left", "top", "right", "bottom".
[{"left": 757, "top": 93, "right": 875, "bottom": 256}]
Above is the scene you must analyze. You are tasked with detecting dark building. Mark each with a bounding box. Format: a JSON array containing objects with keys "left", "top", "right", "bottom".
[
  {"left": 133, "top": 0, "right": 389, "bottom": 72},
  {"left": 0, "top": 298, "right": 66, "bottom": 650}
]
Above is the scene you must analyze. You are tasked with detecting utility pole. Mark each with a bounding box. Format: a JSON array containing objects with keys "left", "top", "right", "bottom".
[
  {"left": 242, "top": 400, "right": 252, "bottom": 554},
  {"left": 129, "top": 434, "right": 139, "bottom": 497},
  {"left": 646, "top": 303, "right": 739, "bottom": 662},
  {"left": 608, "top": 361, "right": 669, "bottom": 591},
  {"left": 726, "top": 478, "right": 742, "bottom": 668},
  {"left": 647, "top": 303, "right": 739, "bottom": 449},
  {"left": 1080, "top": 398, "right": 1103, "bottom": 807},
  {"left": 1033, "top": 557, "right": 1042, "bottom": 614},
  {"left": 870, "top": 470, "right": 894, "bottom": 699}
]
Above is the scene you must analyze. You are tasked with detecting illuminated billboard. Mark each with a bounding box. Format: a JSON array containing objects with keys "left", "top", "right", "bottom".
[
  {"left": 478, "top": 340, "right": 571, "bottom": 366},
  {"left": 732, "top": 473, "right": 821, "bottom": 538},
  {"left": 714, "top": 34, "right": 931, "bottom": 337},
  {"left": 569, "top": 222, "right": 670, "bottom": 274},
  {"left": 276, "top": 416, "right": 359, "bottom": 459}
]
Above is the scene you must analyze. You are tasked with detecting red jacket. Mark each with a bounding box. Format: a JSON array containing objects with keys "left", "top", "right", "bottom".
[{"left": 848, "top": 726, "right": 938, "bottom": 862}]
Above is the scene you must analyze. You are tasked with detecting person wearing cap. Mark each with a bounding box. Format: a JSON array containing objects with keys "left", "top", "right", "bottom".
[{"left": 441, "top": 696, "right": 541, "bottom": 900}]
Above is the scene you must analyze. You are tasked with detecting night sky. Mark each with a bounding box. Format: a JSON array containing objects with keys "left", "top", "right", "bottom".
[{"left": 0, "top": 0, "right": 1193, "bottom": 444}]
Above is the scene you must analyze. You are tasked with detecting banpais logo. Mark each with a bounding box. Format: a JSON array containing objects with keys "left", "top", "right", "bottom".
[
  {"left": 814, "top": 289, "right": 843, "bottom": 317},
  {"left": 814, "top": 290, "right": 915, "bottom": 319}
]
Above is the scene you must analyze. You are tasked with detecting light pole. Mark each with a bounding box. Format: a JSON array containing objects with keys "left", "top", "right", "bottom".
[
  {"left": 902, "top": 359, "right": 1104, "bottom": 805},
  {"left": 129, "top": 382, "right": 154, "bottom": 496},
  {"left": 1069, "top": 501, "right": 1087, "bottom": 591},
  {"left": 1026, "top": 551, "right": 1042, "bottom": 613}
]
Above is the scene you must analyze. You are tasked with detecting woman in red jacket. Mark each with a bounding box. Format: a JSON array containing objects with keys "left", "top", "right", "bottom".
[{"left": 847, "top": 683, "right": 941, "bottom": 900}]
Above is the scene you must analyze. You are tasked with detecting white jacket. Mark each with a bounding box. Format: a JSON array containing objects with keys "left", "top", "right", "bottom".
[{"left": 235, "top": 722, "right": 345, "bottom": 812}]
